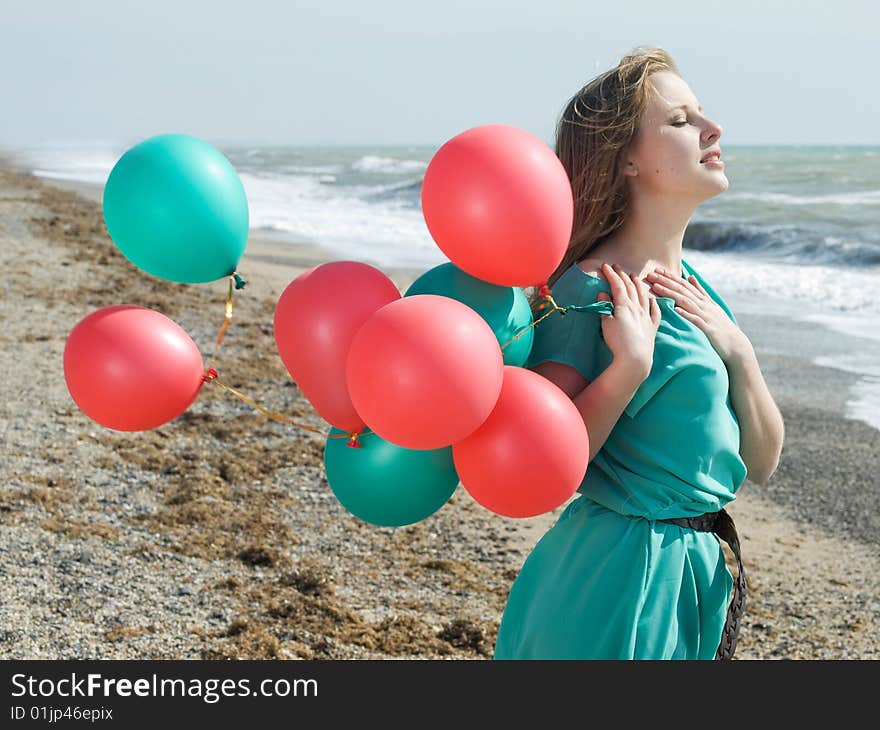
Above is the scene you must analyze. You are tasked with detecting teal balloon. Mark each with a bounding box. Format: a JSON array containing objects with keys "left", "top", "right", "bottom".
[
  {"left": 324, "top": 427, "right": 459, "bottom": 527},
  {"left": 405, "top": 262, "right": 534, "bottom": 366},
  {"left": 103, "top": 134, "right": 249, "bottom": 284}
]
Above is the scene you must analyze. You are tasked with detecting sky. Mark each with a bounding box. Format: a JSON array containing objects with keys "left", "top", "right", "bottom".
[{"left": 1, "top": 0, "right": 877, "bottom": 148}]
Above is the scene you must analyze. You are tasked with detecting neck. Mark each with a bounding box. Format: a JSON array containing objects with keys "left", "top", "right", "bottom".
[{"left": 593, "top": 194, "right": 698, "bottom": 278}]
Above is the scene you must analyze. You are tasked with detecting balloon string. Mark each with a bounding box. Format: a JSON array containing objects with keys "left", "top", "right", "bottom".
[
  {"left": 200, "top": 368, "right": 368, "bottom": 444},
  {"left": 206, "top": 272, "right": 247, "bottom": 372},
  {"left": 498, "top": 289, "right": 566, "bottom": 351},
  {"left": 498, "top": 287, "right": 615, "bottom": 352},
  {"left": 205, "top": 275, "right": 234, "bottom": 372}
]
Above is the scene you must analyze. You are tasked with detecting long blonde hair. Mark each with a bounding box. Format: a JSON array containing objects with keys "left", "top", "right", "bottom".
[{"left": 528, "top": 46, "right": 680, "bottom": 313}]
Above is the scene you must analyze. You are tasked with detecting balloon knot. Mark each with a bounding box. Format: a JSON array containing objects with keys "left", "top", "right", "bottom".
[
  {"left": 202, "top": 368, "right": 218, "bottom": 383},
  {"left": 538, "top": 284, "right": 552, "bottom": 298},
  {"left": 346, "top": 432, "right": 362, "bottom": 449},
  {"left": 233, "top": 273, "right": 247, "bottom": 290}
]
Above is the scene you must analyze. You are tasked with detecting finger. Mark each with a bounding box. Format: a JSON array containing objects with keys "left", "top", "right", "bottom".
[
  {"left": 649, "top": 295, "right": 661, "bottom": 325},
  {"left": 630, "top": 272, "right": 650, "bottom": 310},
  {"left": 687, "top": 274, "right": 707, "bottom": 295},
  {"left": 596, "top": 290, "right": 613, "bottom": 316},
  {"left": 654, "top": 271, "right": 704, "bottom": 301},
  {"left": 612, "top": 264, "right": 638, "bottom": 302},
  {"left": 601, "top": 263, "right": 628, "bottom": 303},
  {"left": 650, "top": 281, "right": 699, "bottom": 310},
  {"left": 674, "top": 304, "right": 706, "bottom": 324},
  {"left": 651, "top": 271, "right": 689, "bottom": 296}
]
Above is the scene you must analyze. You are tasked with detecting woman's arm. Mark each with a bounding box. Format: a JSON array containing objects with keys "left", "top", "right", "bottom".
[
  {"left": 724, "top": 340, "right": 785, "bottom": 486},
  {"left": 531, "top": 360, "right": 647, "bottom": 463},
  {"left": 572, "top": 361, "right": 647, "bottom": 463}
]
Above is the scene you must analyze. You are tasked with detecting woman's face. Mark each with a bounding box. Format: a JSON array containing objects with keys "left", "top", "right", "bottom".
[{"left": 624, "top": 71, "right": 727, "bottom": 201}]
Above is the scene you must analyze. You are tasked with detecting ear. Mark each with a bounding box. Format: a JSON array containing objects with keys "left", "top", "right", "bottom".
[{"left": 622, "top": 158, "right": 639, "bottom": 177}]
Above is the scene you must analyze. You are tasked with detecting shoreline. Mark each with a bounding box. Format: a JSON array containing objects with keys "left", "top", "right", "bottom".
[{"left": 1, "top": 165, "right": 877, "bottom": 659}]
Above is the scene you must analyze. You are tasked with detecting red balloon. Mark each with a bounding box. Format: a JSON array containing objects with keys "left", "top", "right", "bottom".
[
  {"left": 346, "top": 294, "right": 503, "bottom": 450},
  {"left": 274, "top": 261, "right": 400, "bottom": 433},
  {"left": 63, "top": 305, "right": 205, "bottom": 431},
  {"left": 452, "top": 366, "right": 589, "bottom": 518},
  {"left": 421, "top": 124, "right": 573, "bottom": 287}
]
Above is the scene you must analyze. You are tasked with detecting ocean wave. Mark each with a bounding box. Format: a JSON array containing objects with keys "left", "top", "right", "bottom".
[
  {"left": 239, "top": 171, "right": 436, "bottom": 262},
  {"left": 685, "top": 221, "right": 880, "bottom": 267},
  {"left": 682, "top": 250, "right": 880, "bottom": 319},
  {"left": 724, "top": 190, "right": 880, "bottom": 206},
  {"left": 356, "top": 178, "right": 423, "bottom": 206},
  {"left": 351, "top": 155, "right": 428, "bottom": 174},
  {"left": 285, "top": 164, "right": 345, "bottom": 175},
  {"left": 14, "top": 146, "right": 119, "bottom": 185}
]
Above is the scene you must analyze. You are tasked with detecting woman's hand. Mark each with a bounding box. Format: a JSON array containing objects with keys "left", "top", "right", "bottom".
[
  {"left": 646, "top": 267, "right": 751, "bottom": 365},
  {"left": 596, "top": 263, "right": 661, "bottom": 379}
]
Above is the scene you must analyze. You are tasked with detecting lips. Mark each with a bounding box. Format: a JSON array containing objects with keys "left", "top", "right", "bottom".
[{"left": 700, "top": 150, "right": 722, "bottom": 163}]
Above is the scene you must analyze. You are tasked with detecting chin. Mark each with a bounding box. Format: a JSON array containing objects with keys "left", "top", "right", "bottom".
[{"left": 703, "top": 173, "right": 729, "bottom": 199}]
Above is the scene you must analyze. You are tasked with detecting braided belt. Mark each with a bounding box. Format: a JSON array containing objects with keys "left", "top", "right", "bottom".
[{"left": 658, "top": 508, "right": 746, "bottom": 660}]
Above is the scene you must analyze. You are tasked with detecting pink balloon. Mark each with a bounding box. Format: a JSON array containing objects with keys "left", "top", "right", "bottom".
[
  {"left": 274, "top": 261, "right": 400, "bottom": 433},
  {"left": 63, "top": 305, "right": 205, "bottom": 431},
  {"left": 346, "top": 294, "right": 503, "bottom": 450},
  {"left": 453, "top": 366, "right": 589, "bottom": 518},
  {"left": 421, "top": 124, "right": 574, "bottom": 287}
]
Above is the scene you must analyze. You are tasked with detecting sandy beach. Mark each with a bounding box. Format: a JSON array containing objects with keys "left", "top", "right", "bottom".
[{"left": 0, "top": 165, "right": 877, "bottom": 660}]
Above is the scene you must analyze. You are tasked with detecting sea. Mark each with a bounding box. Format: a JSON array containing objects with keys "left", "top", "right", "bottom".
[{"left": 4, "top": 140, "right": 880, "bottom": 429}]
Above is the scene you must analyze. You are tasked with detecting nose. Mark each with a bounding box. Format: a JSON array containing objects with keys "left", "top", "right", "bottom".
[{"left": 703, "top": 118, "right": 723, "bottom": 144}]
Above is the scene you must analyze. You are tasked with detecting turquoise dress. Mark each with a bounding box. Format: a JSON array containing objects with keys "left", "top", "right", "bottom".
[{"left": 493, "top": 257, "right": 747, "bottom": 660}]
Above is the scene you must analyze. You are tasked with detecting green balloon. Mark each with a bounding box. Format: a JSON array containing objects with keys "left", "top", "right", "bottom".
[
  {"left": 324, "top": 427, "right": 459, "bottom": 527},
  {"left": 103, "top": 134, "right": 249, "bottom": 284},
  {"left": 405, "top": 262, "right": 534, "bottom": 366}
]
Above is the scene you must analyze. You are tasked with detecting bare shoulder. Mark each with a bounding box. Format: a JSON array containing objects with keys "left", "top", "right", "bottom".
[
  {"left": 575, "top": 257, "right": 606, "bottom": 280},
  {"left": 576, "top": 257, "right": 650, "bottom": 282}
]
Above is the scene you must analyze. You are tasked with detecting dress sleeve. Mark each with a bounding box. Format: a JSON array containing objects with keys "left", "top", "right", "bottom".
[{"left": 525, "top": 282, "right": 611, "bottom": 383}]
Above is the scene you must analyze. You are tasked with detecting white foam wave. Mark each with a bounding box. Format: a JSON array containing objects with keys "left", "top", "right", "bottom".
[
  {"left": 725, "top": 190, "right": 880, "bottom": 206},
  {"left": 240, "top": 172, "right": 444, "bottom": 269},
  {"left": 842, "top": 377, "right": 880, "bottom": 431},
  {"left": 812, "top": 354, "right": 880, "bottom": 431},
  {"left": 284, "top": 164, "right": 345, "bottom": 175},
  {"left": 682, "top": 250, "right": 880, "bottom": 320},
  {"left": 351, "top": 155, "right": 427, "bottom": 174},
  {"left": 17, "top": 145, "right": 119, "bottom": 185}
]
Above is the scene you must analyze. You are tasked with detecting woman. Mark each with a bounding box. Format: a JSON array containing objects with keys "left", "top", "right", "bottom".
[{"left": 493, "top": 47, "right": 785, "bottom": 660}]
